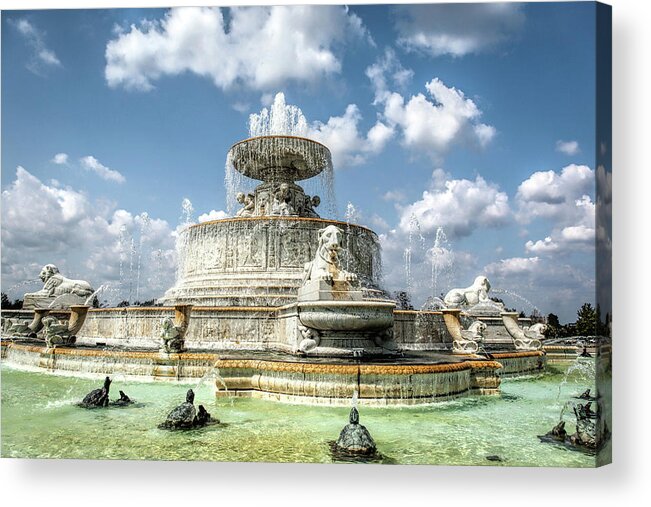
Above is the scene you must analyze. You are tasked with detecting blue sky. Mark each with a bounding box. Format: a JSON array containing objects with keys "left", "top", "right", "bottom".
[{"left": 1, "top": 3, "right": 604, "bottom": 322}]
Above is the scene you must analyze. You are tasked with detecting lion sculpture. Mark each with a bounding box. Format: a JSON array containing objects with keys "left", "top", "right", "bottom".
[
  {"left": 302, "top": 225, "right": 358, "bottom": 285},
  {"left": 24, "top": 264, "right": 94, "bottom": 308},
  {"left": 444, "top": 276, "right": 498, "bottom": 308}
]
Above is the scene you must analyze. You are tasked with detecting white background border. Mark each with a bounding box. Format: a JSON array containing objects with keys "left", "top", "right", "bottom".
[{"left": 1, "top": 1, "right": 648, "bottom": 505}]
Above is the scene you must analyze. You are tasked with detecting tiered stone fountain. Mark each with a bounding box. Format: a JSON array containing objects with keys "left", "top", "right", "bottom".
[{"left": 1, "top": 95, "right": 544, "bottom": 405}]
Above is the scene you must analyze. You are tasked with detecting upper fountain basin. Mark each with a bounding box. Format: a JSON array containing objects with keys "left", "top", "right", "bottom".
[{"left": 228, "top": 135, "right": 333, "bottom": 182}]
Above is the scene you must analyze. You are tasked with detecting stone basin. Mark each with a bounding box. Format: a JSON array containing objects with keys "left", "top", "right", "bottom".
[
  {"left": 228, "top": 135, "right": 332, "bottom": 182},
  {"left": 297, "top": 301, "right": 395, "bottom": 332}
]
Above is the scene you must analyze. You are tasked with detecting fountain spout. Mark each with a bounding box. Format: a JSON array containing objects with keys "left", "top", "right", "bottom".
[
  {"left": 501, "top": 312, "right": 543, "bottom": 351},
  {"left": 441, "top": 309, "right": 486, "bottom": 354},
  {"left": 67, "top": 305, "right": 90, "bottom": 335}
]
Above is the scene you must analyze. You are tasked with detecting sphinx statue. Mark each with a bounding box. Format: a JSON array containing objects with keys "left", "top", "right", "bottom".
[{"left": 23, "top": 264, "right": 94, "bottom": 310}]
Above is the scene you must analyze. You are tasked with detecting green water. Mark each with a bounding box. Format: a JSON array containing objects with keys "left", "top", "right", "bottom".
[{"left": 1, "top": 361, "right": 604, "bottom": 466}]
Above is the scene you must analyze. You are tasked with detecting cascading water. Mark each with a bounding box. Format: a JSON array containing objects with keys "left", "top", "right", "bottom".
[
  {"left": 429, "top": 226, "right": 453, "bottom": 301},
  {"left": 135, "top": 212, "right": 151, "bottom": 302},
  {"left": 224, "top": 92, "right": 336, "bottom": 217},
  {"left": 491, "top": 288, "right": 541, "bottom": 315}
]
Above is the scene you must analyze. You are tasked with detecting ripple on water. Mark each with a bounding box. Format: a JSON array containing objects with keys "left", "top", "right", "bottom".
[{"left": 0, "top": 361, "right": 602, "bottom": 466}]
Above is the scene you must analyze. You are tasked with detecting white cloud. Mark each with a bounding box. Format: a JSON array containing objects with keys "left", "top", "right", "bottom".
[
  {"left": 51, "top": 153, "right": 69, "bottom": 165},
  {"left": 556, "top": 139, "right": 581, "bottom": 156},
  {"left": 483, "top": 254, "right": 595, "bottom": 319},
  {"left": 368, "top": 62, "right": 496, "bottom": 160},
  {"left": 249, "top": 92, "right": 393, "bottom": 168},
  {"left": 1, "top": 167, "right": 175, "bottom": 303},
  {"left": 398, "top": 169, "right": 510, "bottom": 239},
  {"left": 198, "top": 209, "right": 228, "bottom": 223},
  {"left": 382, "top": 190, "right": 406, "bottom": 202},
  {"left": 366, "top": 48, "right": 414, "bottom": 104},
  {"left": 525, "top": 237, "right": 559, "bottom": 254},
  {"left": 10, "top": 18, "right": 62, "bottom": 75},
  {"left": 518, "top": 164, "right": 595, "bottom": 257},
  {"left": 80, "top": 156, "right": 126, "bottom": 184},
  {"left": 516, "top": 164, "right": 594, "bottom": 222},
  {"left": 105, "top": 6, "right": 368, "bottom": 92},
  {"left": 484, "top": 256, "right": 540, "bottom": 277},
  {"left": 309, "top": 104, "right": 394, "bottom": 167},
  {"left": 560, "top": 225, "right": 595, "bottom": 243},
  {"left": 394, "top": 3, "right": 525, "bottom": 57}
]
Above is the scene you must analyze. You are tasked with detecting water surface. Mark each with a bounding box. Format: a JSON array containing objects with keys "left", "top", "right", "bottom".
[{"left": 1, "top": 361, "right": 604, "bottom": 466}]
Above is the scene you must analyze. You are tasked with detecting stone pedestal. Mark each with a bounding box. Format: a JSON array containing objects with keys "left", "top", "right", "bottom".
[
  {"left": 297, "top": 279, "right": 362, "bottom": 302},
  {"left": 23, "top": 293, "right": 88, "bottom": 310}
]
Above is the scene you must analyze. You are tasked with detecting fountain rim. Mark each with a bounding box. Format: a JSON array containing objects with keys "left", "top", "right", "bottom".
[
  {"left": 184, "top": 216, "right": 377, "bottom": 235},
  {"left": 228, "top": 134, "right": 330, "bottom": 153}
]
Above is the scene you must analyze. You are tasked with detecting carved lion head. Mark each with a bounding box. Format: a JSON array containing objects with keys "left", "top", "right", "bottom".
[
  {"left": 318, "top": 225, "right": 343, "bottom": 253},
  {"left": 39, "top": 264, "right": 60, "bottom": 283},
  {"left": 473, "top": 275, "right": 490, "bottom": 293}
]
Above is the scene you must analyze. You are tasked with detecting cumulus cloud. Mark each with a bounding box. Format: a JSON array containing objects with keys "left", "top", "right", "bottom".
[
  {"left": 80, "top": 156, "right": 126, "bottom": 184},
  {"left": 1, "top": 167, "right": 175, "bottom": 303},
  {"left": 309, "top": 104, "right": 394, "bottom": 167},
  {"left": 394, "top": 3, "right": 525, "bottom": 57},
  {"left": 366, "top": 48, "right": 414, "bottom": 104},
  {"left": 198, "top": 209, "right": 228, "bottom": 223},
  {"left": 556, "top": 139, "right": 580, "bottom": 156},
  {"left": 51, "top": 153, "right": 69, "bottom": 165},
  {"left": 9, "top": 18, "right": 62, "bottom": 75},
  {"left": 483, "top": 254, "right": 595, "bottom": 318},
  {"left": 105, "top": 6, "right": 368, "bottom": 92},
  {"left": 485, "top": 256, "right": 540, "bottom": 277},
  {"left": 517, "top": 164, "right": 595, "bottom": 256},
  {"left": 366, "top": 54, "right": 496, "bottom": 160},
  {"left": 248, "top": 92, "right": 393, "bottom": 168},
  {"left": 516, "top": 164, "right": 594, "bottom": 221},
  {"left": 398, "top": 169, "right": 510, "bottom": 239},
  {"left": 525, "top": 237, "right": 559, "bottom": 254}
]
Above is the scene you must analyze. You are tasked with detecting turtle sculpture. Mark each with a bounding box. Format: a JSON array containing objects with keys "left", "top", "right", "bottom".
[
  {"left": 334, "top": 407, "right": 377, "bottom": 456},
  {"left": 79, "top": 376, "right": 111, "bottom": 408},
  {"left": 195, "top": 405, "right": 218, "bottom": 426},
  {"left": 111, "top": 390, "right": 134, "bottom": 407},
  {"left": 159, "top": 389, "right": 218, "bottom": 430}
]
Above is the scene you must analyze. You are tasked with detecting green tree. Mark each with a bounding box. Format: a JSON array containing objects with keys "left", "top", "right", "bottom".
[
  {"left": 575, "top": 303, "right": 597, "bottom": 336},
  {"left": 545, "top": 313, "right": 562, "bottom": 338}
]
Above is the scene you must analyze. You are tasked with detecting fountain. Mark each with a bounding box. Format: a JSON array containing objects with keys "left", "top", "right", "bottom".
[{"left": 1, "top": 96, "right": 550, "bottom": 406}]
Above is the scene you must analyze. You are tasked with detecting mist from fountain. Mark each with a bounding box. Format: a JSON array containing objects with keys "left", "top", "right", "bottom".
[{"left": 492, "top": 288, "right": 541, "bottom": 315}]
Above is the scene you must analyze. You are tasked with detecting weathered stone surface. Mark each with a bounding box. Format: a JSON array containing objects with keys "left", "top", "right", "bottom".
[
  {"left": 23, "top": 264, "right": 94, "bottom": 310},
  {"left": 160, "top": 218, "right": 382, "bottom": 307}
]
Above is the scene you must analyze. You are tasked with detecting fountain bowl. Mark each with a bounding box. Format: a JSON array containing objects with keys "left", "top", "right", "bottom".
[
  {"left": 297, "top": 301, "right": 395, "bottom": 332},
  {"left": 228, "top": 135, "right": 332, "bottom": 182}
]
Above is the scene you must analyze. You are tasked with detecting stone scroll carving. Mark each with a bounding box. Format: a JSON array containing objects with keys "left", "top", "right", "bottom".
[
  {"left": 441, "top": 309, "right": 486, "bottom": 354},
  {"left": 501, "top": 312, "right": 545, "bottom": 351}
]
